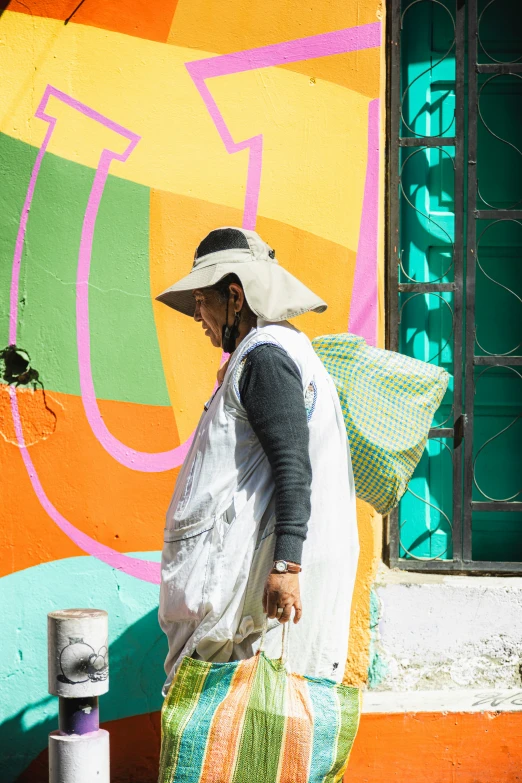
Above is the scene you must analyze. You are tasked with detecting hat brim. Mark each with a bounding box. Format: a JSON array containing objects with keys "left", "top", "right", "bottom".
[{"left": 155, "top": 261, "right": 327, "bottom": 322}]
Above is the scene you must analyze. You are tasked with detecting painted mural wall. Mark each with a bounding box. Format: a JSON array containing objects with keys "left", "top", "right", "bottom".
[{"left": 0, "top": 1, "right": 383, "bottom": 779}]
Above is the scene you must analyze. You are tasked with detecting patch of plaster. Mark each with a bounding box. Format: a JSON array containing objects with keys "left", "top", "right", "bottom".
[
  {"left": 371, "top": 567, "right": 522, "bottom": 691},
  {"left": 0, "top": 384, "right": 60, "bottom": 446},
  {"left": 373, "top": 633, "right": 522, "bottom": 691},
  {"left": 367, "top": 587, "right": 388, "bottom": 688}
]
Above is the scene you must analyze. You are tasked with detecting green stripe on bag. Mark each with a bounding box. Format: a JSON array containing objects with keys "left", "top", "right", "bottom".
[
  {"left": 324, "top": 687, "right": 361, "bottom": 782},
  {"left": 159, "top": 659, "right": 212, "bottom": 783},
  {"left": 231, "top": 656, "right": 287, "bottom": 783}
]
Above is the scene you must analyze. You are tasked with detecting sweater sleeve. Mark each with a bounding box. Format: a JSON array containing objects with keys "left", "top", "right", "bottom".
[{"left": 238, "top": 343, "right": 312, "bottom": 565}]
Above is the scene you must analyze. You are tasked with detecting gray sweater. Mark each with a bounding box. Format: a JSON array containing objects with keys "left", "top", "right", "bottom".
[{"left": 238, "top": 344, "right": 312, "bottom": 565}]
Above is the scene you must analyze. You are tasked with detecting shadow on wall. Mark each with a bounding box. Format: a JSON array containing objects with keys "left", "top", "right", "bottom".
[
  {"left": 2, "top": 608, "right": 166, "bottom": 783},
  {"left": 16, "top": 711, "right": 162, "bottom": 783}
]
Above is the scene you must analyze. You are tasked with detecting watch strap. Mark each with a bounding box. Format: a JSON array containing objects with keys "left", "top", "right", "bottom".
[{"left": 271, "top": 560, "right": 302, "bottom": 574}]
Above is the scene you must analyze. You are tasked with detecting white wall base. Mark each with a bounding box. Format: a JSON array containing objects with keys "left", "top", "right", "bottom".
[
  {"left": 370, "top": 564, "right": 522, "bottom": 691},
  {"left": 362, "top": 688, "right": 522, "bottom": 713}
]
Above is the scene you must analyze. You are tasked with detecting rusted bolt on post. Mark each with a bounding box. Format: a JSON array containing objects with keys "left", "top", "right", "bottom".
[{"left": 47, "top": 609, "right": 110, "bottom": 783}]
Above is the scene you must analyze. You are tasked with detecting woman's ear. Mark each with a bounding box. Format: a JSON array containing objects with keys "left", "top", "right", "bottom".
[{"left": 229, "top": 283, "right": 244, "bottom": 312}]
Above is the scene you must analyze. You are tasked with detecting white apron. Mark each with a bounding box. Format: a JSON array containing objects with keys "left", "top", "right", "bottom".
[{"left": 159, "top": 321, "right": 359, "bottom": 694}]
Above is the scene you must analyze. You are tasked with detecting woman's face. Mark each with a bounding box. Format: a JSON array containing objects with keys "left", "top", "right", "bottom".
[{"left": 192, "top": 289, "right": 227, "bottom": 348}]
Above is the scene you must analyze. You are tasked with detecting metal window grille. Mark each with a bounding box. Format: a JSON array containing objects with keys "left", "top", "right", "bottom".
[{"left": 386, "top": 0, "right": 522, "bottom": 572}]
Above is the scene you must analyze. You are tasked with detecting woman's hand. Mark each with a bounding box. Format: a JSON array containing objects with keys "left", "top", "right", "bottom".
[{"left": 263, "top": 571, "right": 302, "bottom": 624}]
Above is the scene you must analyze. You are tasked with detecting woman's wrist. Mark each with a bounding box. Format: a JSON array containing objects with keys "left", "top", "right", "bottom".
[{"left": 271, "top": 560, "right": 302, "bottom": 574}]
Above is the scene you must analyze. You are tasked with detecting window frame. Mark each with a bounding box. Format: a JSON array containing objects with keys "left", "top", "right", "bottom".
[{"left": 385, "top": 0, "right": 522, "bottom": 574}]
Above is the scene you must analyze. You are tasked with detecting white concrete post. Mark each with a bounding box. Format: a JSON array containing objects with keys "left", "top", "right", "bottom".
[{"left": 48, "top": 609, "right": 110, "bottom": 783}]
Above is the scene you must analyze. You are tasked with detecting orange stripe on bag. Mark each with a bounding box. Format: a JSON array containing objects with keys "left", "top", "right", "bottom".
[
  {"left": 277, "top": 675, "right": 314, "bottom": 783},
  {"left": 198, "top": 656, "right": 259, "bottom": 782}
]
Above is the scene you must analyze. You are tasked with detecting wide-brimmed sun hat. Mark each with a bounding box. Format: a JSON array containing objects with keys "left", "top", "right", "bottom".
[{"left": 155, "top": 227, "right": 327, "bottom": 321}]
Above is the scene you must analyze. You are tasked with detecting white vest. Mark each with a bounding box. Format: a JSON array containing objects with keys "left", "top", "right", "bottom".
[{"left": 159, "top": 321, "right": 359, "bottom": 692}]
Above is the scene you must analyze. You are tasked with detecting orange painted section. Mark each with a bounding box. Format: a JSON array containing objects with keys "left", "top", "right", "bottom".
[
  {"left": 168, "top": 0, "right": 382, "bottom": 97},
  {"left": 18, "top": 709, "right": 522, "bottom": 783},
  {"left": 281, "top": 51, "right": 381, "bottom": 98},
  {"left": 349, "top": 711, "right": 522, "bottom": 782},
  {"left": 0, "top": 387, "right": 180, "bottom": 576},
  {"left": 3, "top": 0, "right": 179, "bottom": 42},
  {"left": 344, "top": 499, "right": 381, "bottom": 686}
]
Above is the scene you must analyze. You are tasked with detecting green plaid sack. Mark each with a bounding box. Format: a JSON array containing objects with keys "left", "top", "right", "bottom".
[{"left": 312, "top": 333, "right": 450, "bottom": 515}]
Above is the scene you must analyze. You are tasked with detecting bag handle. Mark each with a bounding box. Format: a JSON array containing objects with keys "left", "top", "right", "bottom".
[{"left": 259, "top": 614, "right": 290, "bottom": 666}]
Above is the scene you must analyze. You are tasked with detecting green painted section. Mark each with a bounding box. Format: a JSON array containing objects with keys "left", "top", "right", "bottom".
[
  {"left": 398, "top": 0, "right": 521, "bottom": 562},
  {"left": 0, "top": 132, "right": 170, "bottom": 405},
  {"left": 0, "top": 552, "right": 165, "bottom": 783}
]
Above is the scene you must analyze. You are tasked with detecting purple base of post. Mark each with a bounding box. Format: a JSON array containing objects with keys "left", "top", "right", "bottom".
[{"left": 59, "top": 696, "right": 100, "bottom": 735}]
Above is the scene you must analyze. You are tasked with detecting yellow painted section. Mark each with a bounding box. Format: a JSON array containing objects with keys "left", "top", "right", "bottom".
[
  {"left": 0, "top": 10, "right": 370, "bottom": 250},
  {"left": 0, "top": 12, "right": 247, "bottom": 207},
  {"left": 208, "top": 69, "right": 369, "bottom": 252}
]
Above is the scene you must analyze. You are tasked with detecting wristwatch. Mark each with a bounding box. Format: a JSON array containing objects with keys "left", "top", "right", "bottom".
[{"left": 271, "top": 560, "right": 302, "bottom": 574}]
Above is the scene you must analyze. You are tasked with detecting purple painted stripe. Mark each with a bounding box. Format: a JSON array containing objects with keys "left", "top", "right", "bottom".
[
  {"left": 186, "top": 22, "right": 382, "bottom": 230},
  {"left": 348, "top": 98, "right": 380, "bottom": 346},
  {"left": 5, "top": 85, "right": 185, "bottom": 582},
  {"left": 75, "top": 151, "right": 193, "bottom": 472},
  {"left": 59, "top": 697, "right": 100, "bottom": 735},
  {"left": 31, "top": 86, "right": 193, "bottom": 472},
  {"left": 187, "top": 23, "right": 381, "bottom": 79}
]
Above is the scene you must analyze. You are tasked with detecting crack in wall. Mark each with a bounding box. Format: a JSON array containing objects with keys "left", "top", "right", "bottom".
[{"left": 32, "top": 260, "right": 150, "bottom": 299}]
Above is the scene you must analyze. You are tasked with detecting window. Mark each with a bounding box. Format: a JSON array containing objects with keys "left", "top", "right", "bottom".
[{"left": 386, "top": 0, "right": 522, "bottom": 572}]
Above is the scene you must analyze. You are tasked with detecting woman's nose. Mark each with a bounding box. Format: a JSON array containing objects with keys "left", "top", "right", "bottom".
[{"left": 194, "top": 303, "right": 202, "bottom": 321}]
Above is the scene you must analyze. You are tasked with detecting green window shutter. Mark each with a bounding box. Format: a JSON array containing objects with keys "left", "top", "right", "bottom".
[{"left": 390, "top": 0, "right": 522, "bottom": 570}]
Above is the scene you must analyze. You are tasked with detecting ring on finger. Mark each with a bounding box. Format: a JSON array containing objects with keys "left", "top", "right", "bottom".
[{"left": 276, "top": 607, "right": 284, "bottom": 616}]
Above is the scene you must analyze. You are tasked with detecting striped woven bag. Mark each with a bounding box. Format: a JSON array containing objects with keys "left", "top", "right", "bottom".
[
  {"left": 158, "top": 623, "right": 361, "bottom": 783},
  {"left": 312, "top": 333, "right": 450, "bottom": 515}
]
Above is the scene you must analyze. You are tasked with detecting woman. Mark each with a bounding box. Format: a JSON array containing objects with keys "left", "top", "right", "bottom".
[{"left": 156, "top": 227, "right": 359, "bottom": 695}]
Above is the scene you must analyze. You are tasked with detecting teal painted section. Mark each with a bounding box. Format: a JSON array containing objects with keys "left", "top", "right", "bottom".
[
  {"left": 367, "top": 588, "right": 387, "bottom": 689},
  {"left": 397, "top": 0, "right": 522, "bottom": 562},
  {"left": 0, "top": 553, "right": 165, "bottom": 782},
  {"left": 397, "top": 0, "right": 455, "bottom": 560},
  {"left": 0, "top": 131, "right": 170, "bottom": 406}
]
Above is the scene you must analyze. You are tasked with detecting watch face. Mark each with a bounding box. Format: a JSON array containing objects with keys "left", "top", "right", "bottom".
[{"left": 275, "top": 561, "right": 286, "bottom": 573}]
